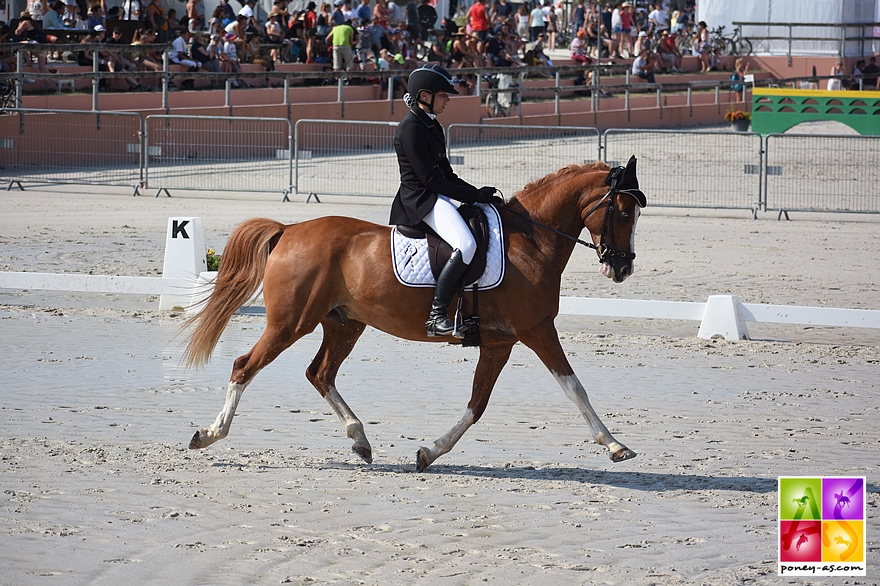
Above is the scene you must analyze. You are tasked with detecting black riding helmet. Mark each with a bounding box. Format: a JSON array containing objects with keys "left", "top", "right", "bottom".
[{"left": 408, "top": 64, "right": 458, "bottom": 114}]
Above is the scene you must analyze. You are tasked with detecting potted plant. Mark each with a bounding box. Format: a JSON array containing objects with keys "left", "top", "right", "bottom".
[{"left": 724, "top": 109, "right": 752, "bottom": 132}]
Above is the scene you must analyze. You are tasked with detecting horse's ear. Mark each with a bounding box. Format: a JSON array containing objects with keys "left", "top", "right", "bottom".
[{"left": 620, "top": 155, "right": 647, "bottom": 208}]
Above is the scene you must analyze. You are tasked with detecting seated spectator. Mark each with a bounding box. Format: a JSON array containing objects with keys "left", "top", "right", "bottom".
[
  {"left": 14, "top": 12, "right": 56, "bottom": 78},
  {"left": 191, "top": 31, "right": 221, "bottom": 78},
  {"left": 655, "top": 30, "right": 682, "bottom": 72},
  {"left": 88, "top": 5, "right": 105, "bottom": 32},
  {"left": 377, "top": 48, "right": 407, "bottom": 98},
  {"left": 224, "top": 14, "right": 248, "bottom": 57},
  {"left": 91, "top": 26, "right": 141, "bottom": 91},
  {"left": 170, "top": 29, "right": 199, "bottom": 89},
  {"left": 105, "top": 26, "right": 138, "bottom": 70},
  {"left": 632, "top": 48, "right": 655, "bottom": 82},
  {"left": 425, "top": 29, "right": 451, "bottom": 66},
  {"left": 569, "top": 29, "right": 591, "bottom": 64},
  {"left": 585, "top": 18, "right": 613, "bottom": 59},
  {"left": 484, "top": 32, "right": 512, "bottom": 67},
  {"left": 132, "top": 28, "right": 162, "bottom": 72},
  {"left": 243, "top": 31, "right": 274, "bottom": 71},
  {"left": 39, "top": 2, "right": 68, "bottom": 31},
  {"left": 221, "top": 31, "right": 244, "bottom": 75},
  {"left": 633, "top": 30, "right": 649, "bottom": 57}
]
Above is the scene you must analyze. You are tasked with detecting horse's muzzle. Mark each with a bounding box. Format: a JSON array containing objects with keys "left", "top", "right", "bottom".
[{"left": 599, "top": 260, "right": 633, "bottom": 283}]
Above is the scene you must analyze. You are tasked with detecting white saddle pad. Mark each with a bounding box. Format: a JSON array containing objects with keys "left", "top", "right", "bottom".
[{"left": 391, "top": 202, "right": 505, "bottom": 290}]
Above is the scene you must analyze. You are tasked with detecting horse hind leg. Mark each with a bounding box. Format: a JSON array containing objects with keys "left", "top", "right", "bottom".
[
  {"left": 190, "top": 319, "right": 314, "bottom": 450},
  {"left": 305, "top": 317, "right": 372, "bottom": 463}
]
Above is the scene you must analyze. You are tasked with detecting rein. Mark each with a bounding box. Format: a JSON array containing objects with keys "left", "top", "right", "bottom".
[{"left": 498, "top": 174, "right": 640, "bottom": 263}]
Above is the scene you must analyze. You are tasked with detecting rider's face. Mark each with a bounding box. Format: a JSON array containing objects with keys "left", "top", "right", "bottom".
[{"left": 432, "top": 91, "right": 450, "bottom": 114}]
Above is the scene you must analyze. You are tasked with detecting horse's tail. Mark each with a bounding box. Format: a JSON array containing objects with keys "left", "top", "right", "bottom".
[{"left": 182, "top": 218, "right": 286, "bottom": 369}]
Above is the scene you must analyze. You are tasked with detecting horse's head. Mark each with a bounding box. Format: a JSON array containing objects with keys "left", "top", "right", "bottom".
[{"left": 582, "top": 155, "right": 646, "bottom": 283}]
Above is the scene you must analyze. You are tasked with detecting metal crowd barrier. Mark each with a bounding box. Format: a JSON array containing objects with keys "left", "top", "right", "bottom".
[
  {"left": 293, "top": 119, "right": 399, "bottom": 202},
  {"left": 603, "top": 129, "right": 764, "bottom": 214},
  {"left": 144, "top": 115, "right": 293, "bottom": 199},
  {"left": 5, "top": 110, "right": 880, "bottom": 217},
  {"left": 763, "top": 133, "right": 880, "bottom": 219},
  {"left": 0, "top": 109, "right": 143, "bottom": 194},
  {"left": 446, "top": 124, "right": 602, "bottom": 198}
]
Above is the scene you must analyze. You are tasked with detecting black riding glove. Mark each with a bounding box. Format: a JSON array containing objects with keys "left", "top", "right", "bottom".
[{"left": 477, "top": 186, "right": 502, "bottom": 206}]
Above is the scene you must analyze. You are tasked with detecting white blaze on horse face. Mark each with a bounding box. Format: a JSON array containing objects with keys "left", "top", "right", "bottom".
[{"left": 552, "top": 373, "right": 627, "bottom": 455}]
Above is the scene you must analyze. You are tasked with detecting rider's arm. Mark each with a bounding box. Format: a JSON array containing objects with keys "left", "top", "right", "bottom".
[{"left": 397, "top": 120, "right": 480, "bottom": 204}]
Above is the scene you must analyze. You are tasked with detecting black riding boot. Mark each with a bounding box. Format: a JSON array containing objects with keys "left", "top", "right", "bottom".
[{"left": 426, "top": 249, "right": 469, "bottom": 337}]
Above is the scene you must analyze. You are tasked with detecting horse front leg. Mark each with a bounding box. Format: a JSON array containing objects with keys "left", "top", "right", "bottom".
[
  {"left": 518, "top": 319, "right": 636, "bottom": 463},
  {"left": 305, "top": 318, "right": 372, "bottom": 463},
  {"left": 416, "top": 340, "right": 515, "bottom": 472}
]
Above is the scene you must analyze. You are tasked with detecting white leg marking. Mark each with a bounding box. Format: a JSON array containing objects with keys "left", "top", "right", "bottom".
[
  {"left": 420, "top": 408, "right": 476, "bottom": 468},
  {"left": 193, "top": 380, "right": 249, "bottom": 448},
  {"left": 552, "top": 373, "right": 625, "bottom": 455}
]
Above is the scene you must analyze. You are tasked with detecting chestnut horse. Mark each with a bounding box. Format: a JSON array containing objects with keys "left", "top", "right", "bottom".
[{"left": 184, "top": 157, "right": 646, "bottom": 472}]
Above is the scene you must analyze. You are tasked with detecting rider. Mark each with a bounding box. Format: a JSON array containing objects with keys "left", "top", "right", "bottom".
[{"left": 389, "top": 63, "right": 502, "bottom": 338}]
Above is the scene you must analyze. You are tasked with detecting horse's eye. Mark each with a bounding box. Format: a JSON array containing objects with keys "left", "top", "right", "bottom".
[{"left": 620, "top": 210, "right": 630, "bottom": 220}]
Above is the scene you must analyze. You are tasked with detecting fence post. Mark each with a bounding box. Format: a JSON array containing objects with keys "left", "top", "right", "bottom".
[
  {"left": 554, "top": 71, "right": 560, "bottom": 116},
  {"left": 162, "top": 50, "right": 170, "bottom": 110},
  {"left": 92, "top": 49, "right": 100, "bottom": 111}
]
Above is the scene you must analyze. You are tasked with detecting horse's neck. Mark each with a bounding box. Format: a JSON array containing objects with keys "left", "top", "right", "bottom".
[{"left": 512, "top": 183, "right": 595, "bottom": 273}]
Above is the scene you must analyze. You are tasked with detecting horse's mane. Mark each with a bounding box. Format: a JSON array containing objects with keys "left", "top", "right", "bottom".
[{"left": 515, "top": 161, "right": 611, "bottom": 201}]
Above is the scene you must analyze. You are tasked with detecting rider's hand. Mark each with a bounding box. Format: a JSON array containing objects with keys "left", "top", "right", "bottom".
[{"left": 477, "top": 186, "right": 499, "bottom": 203}]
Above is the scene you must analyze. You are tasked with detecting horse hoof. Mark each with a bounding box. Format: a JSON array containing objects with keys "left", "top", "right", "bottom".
[
  {"left": 610, "top": 447, "right": 637, "bottom": 462},
  {"left": 415, "top": 448, "right": 431, "bottom": 473},
  {"left": 189, "top": 431, "right": 203, "bottom": 450},
  {"left": 352, "top": 445, "right": 373, "bottom": 464}
]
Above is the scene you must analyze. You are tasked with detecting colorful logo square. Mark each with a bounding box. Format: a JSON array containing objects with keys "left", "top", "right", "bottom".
[
  {"left": 780, "top": 520, "right": 821, "bottom": 562},
  {"left": 823, "top": 520, "right": 865, "bottom": 563},
  {"left": 822, "top": 477, "right": 864, "bottom": 521},
  {"left": 779, "top": 477, "right": 821, "bottom": 520},
  {"left": 778, "top": 476, "right": 867, "bottom": 577}
]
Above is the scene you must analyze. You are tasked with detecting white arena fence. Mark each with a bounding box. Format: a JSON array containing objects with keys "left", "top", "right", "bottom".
[
  {"left": 1, "top": 216, "right": 879, "bottom": 342},
  {"left": 2, "top": 111, "right": 879, "bottom": 215}
]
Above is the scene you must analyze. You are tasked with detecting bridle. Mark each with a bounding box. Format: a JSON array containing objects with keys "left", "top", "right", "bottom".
[{"left": 499, "top": 167, "right": 640, "bottom": 265}]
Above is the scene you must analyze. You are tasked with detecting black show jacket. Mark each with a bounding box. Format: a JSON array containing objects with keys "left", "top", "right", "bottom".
[{"left": 389, "top": 107, "right": 480, "bottom": 227}]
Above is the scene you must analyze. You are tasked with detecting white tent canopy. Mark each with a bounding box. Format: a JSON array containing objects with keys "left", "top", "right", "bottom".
[{"left": 698, "top": 0, "right": 879, "bottom": 57}]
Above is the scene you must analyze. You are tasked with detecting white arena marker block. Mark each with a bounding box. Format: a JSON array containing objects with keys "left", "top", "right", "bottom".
[
  {"left": 698, "top": 295, "right": 750, "bottom": 341},
  {"left": 160, "top": 217, "right": 207, "bottom": 310}
]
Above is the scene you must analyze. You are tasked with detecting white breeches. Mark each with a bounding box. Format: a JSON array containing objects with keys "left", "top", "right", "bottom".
[{"left": 423, "top": 194, "right": 477, "bottom": 264}]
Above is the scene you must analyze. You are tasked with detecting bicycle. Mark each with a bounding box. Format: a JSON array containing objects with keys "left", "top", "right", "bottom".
[
  {"left": 483, "top": 73, "right": 518, "bottom": 118},
  {"left": 0, "top": 77, "right": 18, "bottom": 112},
  {"left": 711, "top": 25, "right": 752, "bottom": 57}
]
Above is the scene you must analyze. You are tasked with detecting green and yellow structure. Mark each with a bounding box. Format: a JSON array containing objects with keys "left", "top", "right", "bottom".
[{"left": 752, "top": 88, "right": 880, "bottom": 135}]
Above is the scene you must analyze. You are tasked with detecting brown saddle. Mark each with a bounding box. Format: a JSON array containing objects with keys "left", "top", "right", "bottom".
[{"left": 396, "top": 203, "right": 490, "bottom": 288}]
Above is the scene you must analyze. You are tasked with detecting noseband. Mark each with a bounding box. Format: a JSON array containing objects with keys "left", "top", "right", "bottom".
[
  {"left": 500, "top": 166, "right": 639, "bottom": 264},
  {"left": 580, "top": 190, "right": 638, "bottom": 264}
]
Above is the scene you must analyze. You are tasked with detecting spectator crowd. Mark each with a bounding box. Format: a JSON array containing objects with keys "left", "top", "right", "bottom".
[{"left": 2, "top": 0, "right": 880, "bottom": 93}]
